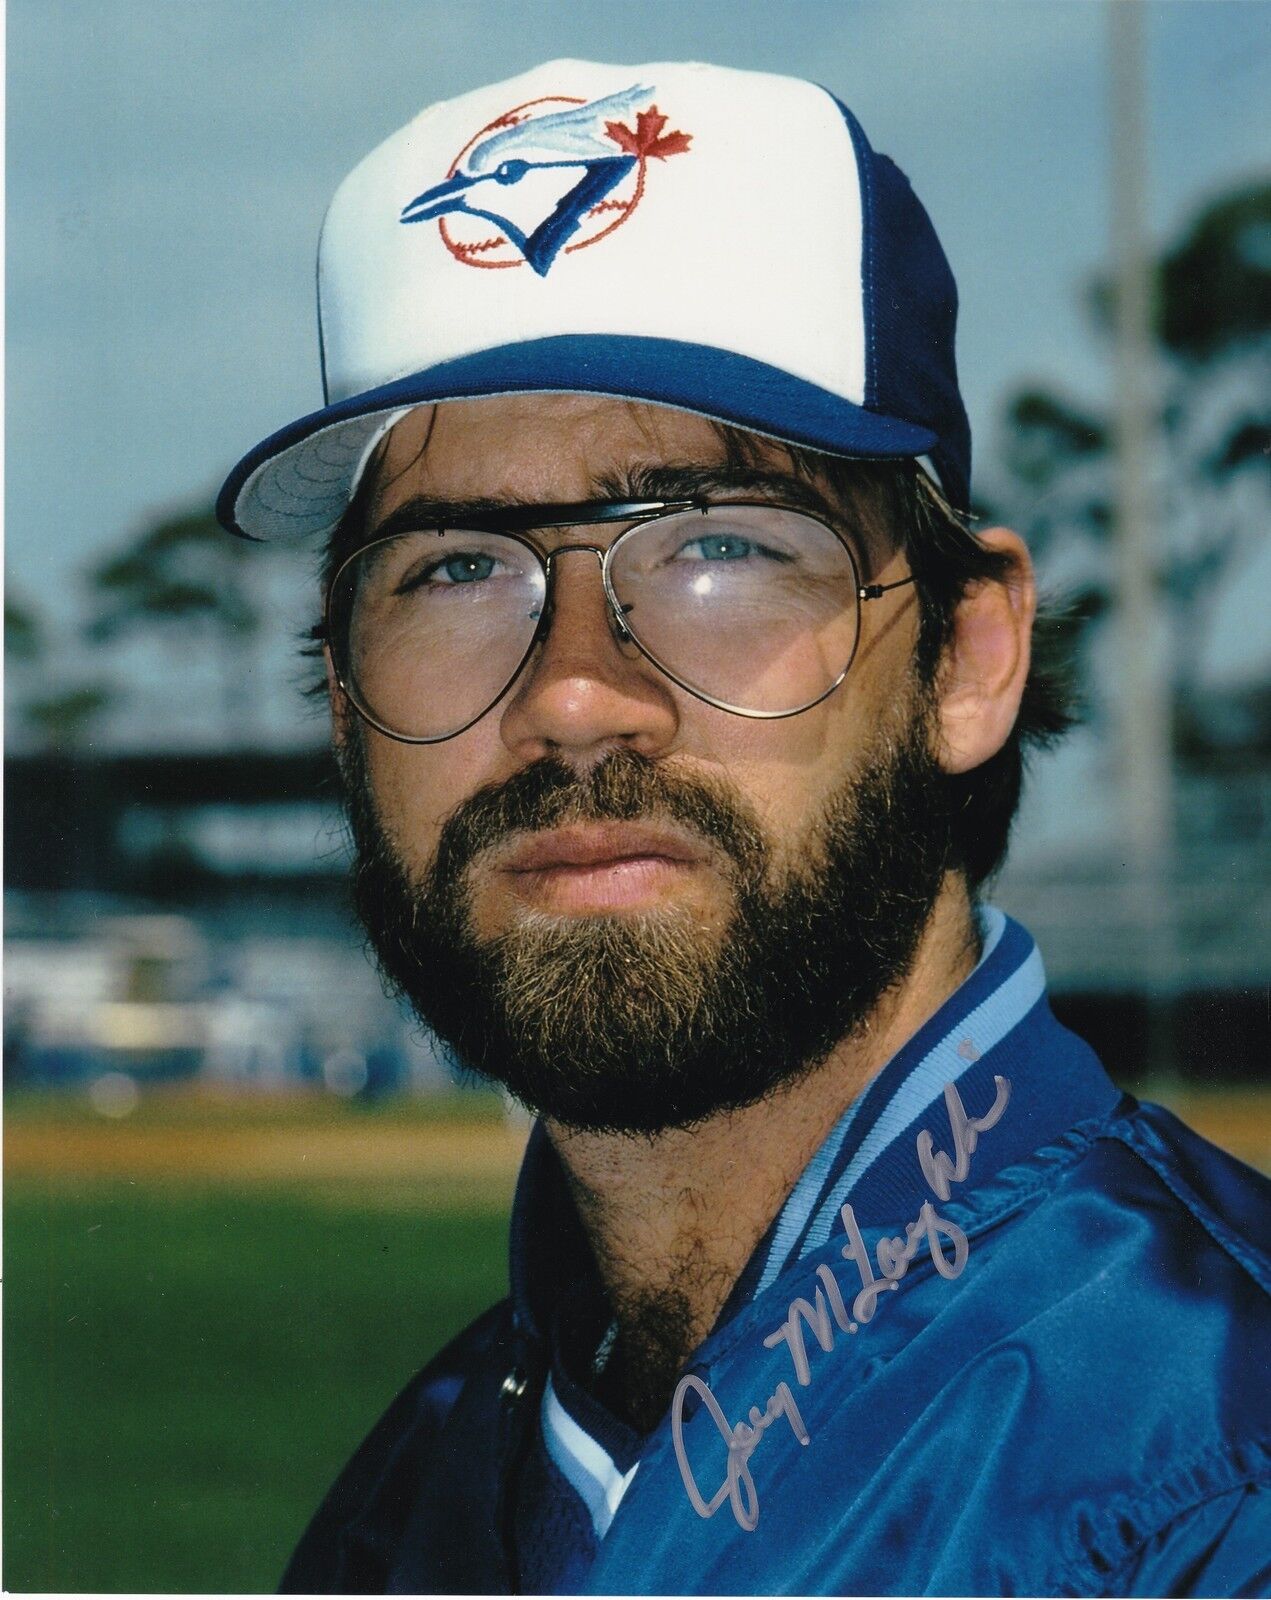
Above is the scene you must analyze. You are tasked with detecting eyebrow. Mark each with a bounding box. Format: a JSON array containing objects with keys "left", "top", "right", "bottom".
[{"left": 363, "top": 461, "right": 847, "bottom": 545}]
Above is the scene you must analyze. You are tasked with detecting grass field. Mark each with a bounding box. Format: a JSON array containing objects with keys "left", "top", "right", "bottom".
[
  {"left": 4, "top": 1089, "right": 524, "bottom": 1593},
  {"left": 5, "top": 1083, "right": 1269, "bottom": 1593}
]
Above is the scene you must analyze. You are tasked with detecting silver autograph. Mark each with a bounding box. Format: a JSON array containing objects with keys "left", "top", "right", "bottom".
[{"left": 672, "top": 1075, "right": 1012, "bottom": 1531}]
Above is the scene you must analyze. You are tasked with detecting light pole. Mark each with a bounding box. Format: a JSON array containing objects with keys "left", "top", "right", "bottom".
[{"left": 1108, "top": 0, "right": 1177, "bottom": 1076}]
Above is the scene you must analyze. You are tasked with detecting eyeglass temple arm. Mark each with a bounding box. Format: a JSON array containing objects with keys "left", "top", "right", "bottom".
[{"left": 858, "top": 575, "right": 916, "bottom": 602}]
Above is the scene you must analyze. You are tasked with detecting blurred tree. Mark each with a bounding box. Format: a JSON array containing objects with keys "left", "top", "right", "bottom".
[
  {"left": 987, "top": 179, "right": 1271, "bottom": 769},
  {"left": 85, "top": 507, "right": 263, "bottom": 744},
  {"left": 5, "top": 591, "right": 44, "bottom": 662},
  {"left": 22, "top": 685, "right": 114, "bottom": 750},
  {"left": 1090, "top": 180, "right": 1271, "bottom": 361},
  {"left": 6, "top": 586, "right": 115, "bottom": 750}
]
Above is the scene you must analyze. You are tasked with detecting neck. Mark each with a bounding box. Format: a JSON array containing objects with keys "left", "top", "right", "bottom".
[{"left": 545, "top": 875, "right": 980, "bottom": 1431}]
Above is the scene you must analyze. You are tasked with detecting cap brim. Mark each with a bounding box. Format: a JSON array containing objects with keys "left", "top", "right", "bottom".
[{"left": 216, "top": 334, "right": 943, "bottom": 541}]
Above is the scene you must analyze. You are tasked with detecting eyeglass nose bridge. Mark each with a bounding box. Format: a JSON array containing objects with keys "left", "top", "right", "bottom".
[{"left": 538, "top": 542, "right": 635, "bottom": 644}]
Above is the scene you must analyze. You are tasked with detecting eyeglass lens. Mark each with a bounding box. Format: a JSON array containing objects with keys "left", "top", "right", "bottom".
[{"left": 328, "top": 506, "right": 862, "bottom": 742}]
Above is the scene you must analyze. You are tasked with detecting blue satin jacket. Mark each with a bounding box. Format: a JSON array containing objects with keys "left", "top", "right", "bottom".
[{"left": 282, "top": 914, "right": 1270, "bottom": 1594}]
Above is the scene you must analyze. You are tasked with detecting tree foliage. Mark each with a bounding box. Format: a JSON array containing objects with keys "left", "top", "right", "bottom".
[
  {"left": 5, "top": 592, "right": 44, "bottom": 662},
  {"left": 5, "top": 589, "right": 115, "bottom": 749},
  {"left": 86, "top": 510, "right": 259, "bottom": 643},
  {"left": 23, "top": 685, "right": 114, "bottom": 749},
  {"left": 1086, "top": 180, "right": 1271, "bottom": 361},
  {"left": 1156, "top": 182, "right": 1271, "bottom": 361},
  {"left": 990, "top": 179, "right": 1271, "bottom": 765}
]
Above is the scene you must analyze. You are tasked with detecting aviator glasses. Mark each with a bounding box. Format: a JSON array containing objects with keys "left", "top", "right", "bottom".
[{"left": 325, "top": 499, "right": 915, "bottom": 744}]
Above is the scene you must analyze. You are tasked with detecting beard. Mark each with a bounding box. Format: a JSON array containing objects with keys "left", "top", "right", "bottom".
[{"left": 339, "top": 686, "right": 955, "bottom": 1135}]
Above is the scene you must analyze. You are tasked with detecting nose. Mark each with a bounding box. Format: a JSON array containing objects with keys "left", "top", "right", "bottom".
[{"left": 498, "top": 547, "right": 680, "bottom": 765}]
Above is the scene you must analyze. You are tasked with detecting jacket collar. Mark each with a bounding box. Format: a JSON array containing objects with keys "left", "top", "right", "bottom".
[{"left": 508, "top": 910, "right": 1119, "bottom": 1348}]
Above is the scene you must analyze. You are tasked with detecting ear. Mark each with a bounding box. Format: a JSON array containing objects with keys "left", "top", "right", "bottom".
[{"left": 935, "top": 527, "right": 1035, "bottom": 776}]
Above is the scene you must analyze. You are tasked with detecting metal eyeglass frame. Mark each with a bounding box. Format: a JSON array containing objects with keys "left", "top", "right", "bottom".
[{"left": 324, "top": 498, "right": 917, "bottom": 745}]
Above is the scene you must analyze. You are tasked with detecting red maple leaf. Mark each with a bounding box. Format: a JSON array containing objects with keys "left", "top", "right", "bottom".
[{"left": 605, "top": 105, "right": 692, "bottom": 161}]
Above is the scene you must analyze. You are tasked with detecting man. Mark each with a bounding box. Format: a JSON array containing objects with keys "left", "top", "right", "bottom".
[{"left": 218, "top": 60, "right": 1269, "bottom": 1596}]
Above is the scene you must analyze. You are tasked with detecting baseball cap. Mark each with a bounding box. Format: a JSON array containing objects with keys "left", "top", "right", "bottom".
[{"left": 217, "top": 58, "right": 970, "bottom": 541}]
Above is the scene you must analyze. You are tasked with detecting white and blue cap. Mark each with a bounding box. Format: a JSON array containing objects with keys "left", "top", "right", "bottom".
[{"left": 217, "top": 58, "right": 971, "bottom": 541}]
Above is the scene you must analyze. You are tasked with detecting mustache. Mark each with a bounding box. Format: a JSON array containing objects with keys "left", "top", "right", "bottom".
[{"left": 428, "top": 748, "right": 770, "bottom": 892}]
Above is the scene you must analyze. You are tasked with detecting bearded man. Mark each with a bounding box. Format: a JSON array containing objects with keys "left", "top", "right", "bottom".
[{"left": 218, "top": 60, "right": 1270, "bottom": 1597}]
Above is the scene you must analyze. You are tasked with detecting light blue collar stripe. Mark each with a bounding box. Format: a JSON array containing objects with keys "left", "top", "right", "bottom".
[
  {"left": 802, "top": 929, "right": 1045, "bottom": 1253},
  {"left": 754, "top": 910, "right": 1009, "bottom": 1293},
  {"left": 754, "top": 908, "right": 1008, "bottom": 1296},
  {"left": 754, "top": 1093, "right": 867, "bottom": 1296},
  {"left": 977, "top": 904, "right": 1008, "bottom": 964}
]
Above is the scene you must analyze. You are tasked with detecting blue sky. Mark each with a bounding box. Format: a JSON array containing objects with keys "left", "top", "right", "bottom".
[{"left": 6, "top": 0, "right": 1269, "bottom": 651}]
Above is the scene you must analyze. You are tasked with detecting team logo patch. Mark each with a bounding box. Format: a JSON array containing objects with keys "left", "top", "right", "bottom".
[{"left": 400, "top": 84, "right": 692, "bottom": 277}]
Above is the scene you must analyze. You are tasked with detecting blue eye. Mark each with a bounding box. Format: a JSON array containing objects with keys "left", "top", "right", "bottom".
[
  {"left": 398, "top": 552, "right": 501, "bottom": 592},
  {"left": 439, "top": 553, "right": 496, "bottom": 583},
  {"left": 495, "top": 159, "right": 527, "bottom": 184},
  {"left": 683, "top": 535, "right": 755, "bottom": 561}
]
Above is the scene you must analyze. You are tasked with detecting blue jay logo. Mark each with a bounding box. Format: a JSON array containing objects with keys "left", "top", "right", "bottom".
[{"left": 401, "top": 85, "right": 692, "bottom": 277}]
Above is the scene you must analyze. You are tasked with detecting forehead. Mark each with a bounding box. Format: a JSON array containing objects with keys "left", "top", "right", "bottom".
[{"left": 363, "top": 394, "right": 806, "bottom": 527}]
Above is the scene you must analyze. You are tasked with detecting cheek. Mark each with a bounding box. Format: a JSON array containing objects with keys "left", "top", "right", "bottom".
[
  {"left": 678, "top": 638, "right": 911, "bottom": 851},
  {"left": 362, "top": 728, "right": 500, "bottom": 871}
]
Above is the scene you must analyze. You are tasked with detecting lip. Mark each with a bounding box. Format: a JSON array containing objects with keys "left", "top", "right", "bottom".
[{"left": 500, "top": 822, "right": 708, "bottom": 875}]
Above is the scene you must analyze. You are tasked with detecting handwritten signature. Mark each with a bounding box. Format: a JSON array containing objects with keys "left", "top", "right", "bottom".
[{"left": 672, "top": 1075, "right": 1011, "bottom": 1531}]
